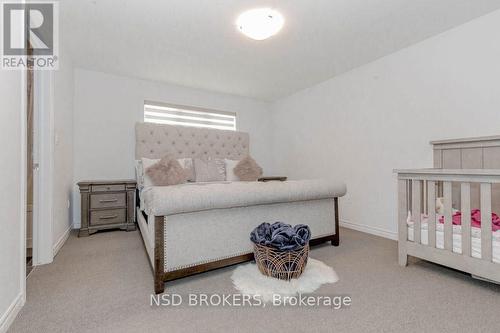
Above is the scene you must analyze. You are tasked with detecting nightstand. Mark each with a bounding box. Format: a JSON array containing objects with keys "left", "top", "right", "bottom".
[{"left": 77, "top": 180, "right": 136, "bottom": 237}]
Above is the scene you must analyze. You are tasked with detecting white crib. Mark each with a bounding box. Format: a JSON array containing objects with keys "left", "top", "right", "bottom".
[{"left": 395, "top": 135, "right": 500, "bottom": 283}]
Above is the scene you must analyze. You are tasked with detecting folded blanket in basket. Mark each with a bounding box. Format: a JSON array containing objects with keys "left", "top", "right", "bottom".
[{"left": 250, "top": 222, "right": 311, "bottom": 251}]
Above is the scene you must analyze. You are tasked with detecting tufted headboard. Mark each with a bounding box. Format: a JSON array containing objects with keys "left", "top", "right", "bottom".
[{"left": 135, "top": 122, "right": 250, "bottom": 160}]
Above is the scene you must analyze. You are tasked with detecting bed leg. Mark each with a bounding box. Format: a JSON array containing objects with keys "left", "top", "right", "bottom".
[
  {"left": 154, "top": 216, "right": 165, "bottom": 294},
  {"left": 332, "top": 198, "right": 340, "bottom": 246},
  {"left": 154, "top": 277, "right": 165, "bottom": 294},
  {"left": 331, "top": 233, "right": 339, "bottom": 247}
]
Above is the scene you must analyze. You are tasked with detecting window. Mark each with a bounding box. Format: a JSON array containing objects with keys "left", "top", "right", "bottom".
[{"left": 144, "top": 101, "right": 236, "bottom": 131}]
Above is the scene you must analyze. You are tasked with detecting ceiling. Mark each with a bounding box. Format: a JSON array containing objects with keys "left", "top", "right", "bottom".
[{"left": 61, "top": 0, "right": 500, "bottom": 101}]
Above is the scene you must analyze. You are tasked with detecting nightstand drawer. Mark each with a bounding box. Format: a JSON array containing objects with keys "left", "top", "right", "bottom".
[
  {"left": 92, "top": 184, "right": 125, "bottom": 192},
  {"left": 90, "top": 193, "right": 126, "bottom": 209},
  {"left": 90, "top": 209, "right": 126, "bottom": 226}
]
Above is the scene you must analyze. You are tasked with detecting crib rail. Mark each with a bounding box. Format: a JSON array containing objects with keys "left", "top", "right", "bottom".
[{"left": 395, "top": 168, "right": 500, "bottom": 282}]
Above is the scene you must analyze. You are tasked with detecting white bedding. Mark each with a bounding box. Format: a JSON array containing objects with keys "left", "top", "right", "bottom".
[
  {"left": 141, "top": 179, "right": 347, "bottom": 216},
  {"left": 407, "top": 221, "right": 500, "bottom": 263},
  {"left": 137, "top": 181, "right": 232, "bottom": 212}
]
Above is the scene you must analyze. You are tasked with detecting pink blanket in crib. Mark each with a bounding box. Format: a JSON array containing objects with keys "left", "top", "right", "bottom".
[{"left": 438, "top": 209, "right": 500, "bottom": 232}]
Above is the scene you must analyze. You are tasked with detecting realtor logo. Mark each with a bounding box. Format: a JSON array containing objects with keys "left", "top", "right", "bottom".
[{"left": 1, "top": 1, "right": 59, "bottom": 69}]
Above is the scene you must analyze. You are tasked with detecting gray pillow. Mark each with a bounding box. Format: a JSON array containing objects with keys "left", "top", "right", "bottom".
[
  {"left": 234, "top": 155, "right": 263, "bottom": 181},
  {"left": 145, "top": 157, "right": 188, "bottom": 186},
  {"left": 194, "top": 158, "right": 225, "bottom": 182}
]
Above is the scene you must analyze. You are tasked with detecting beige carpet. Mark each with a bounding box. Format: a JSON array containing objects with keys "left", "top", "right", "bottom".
[{"left": 9, "top": 228, "right": 500, "bottom": 333}]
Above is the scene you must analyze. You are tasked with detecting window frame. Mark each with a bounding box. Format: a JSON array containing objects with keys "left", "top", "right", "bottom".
[{"left": 143, "top": 100, "right": 237, "bottom": 131}]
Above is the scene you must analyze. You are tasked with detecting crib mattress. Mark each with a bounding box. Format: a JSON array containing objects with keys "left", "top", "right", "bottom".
[{"left": 407, "top": 222, "right": 500, "bottom": 264}]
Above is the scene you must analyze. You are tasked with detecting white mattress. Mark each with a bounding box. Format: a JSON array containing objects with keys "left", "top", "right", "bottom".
[
  {"left": 141, "top": 179, "right": 347, "bottom": 216},
  {"left": 407, "top": 221, "right": 500, "bottom": 263},
  {"left": 138, "top": 181, "right": 231, "bottom": 212}
]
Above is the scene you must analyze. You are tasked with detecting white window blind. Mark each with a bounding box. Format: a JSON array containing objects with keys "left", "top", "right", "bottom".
[{"left": 144, "top": 101, "right": 236, "bottom": 131}]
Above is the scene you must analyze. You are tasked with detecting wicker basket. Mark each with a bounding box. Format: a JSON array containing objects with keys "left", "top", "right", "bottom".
[{"left": 253, "top": 243, "right": 309, "bottom": 280}]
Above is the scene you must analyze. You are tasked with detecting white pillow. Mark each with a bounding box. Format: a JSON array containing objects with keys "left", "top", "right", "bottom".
[
  {"left": 224, "top": 159, "right": 240, "bottom": 181},
  {"left": 177, "top": 158, "right": 195, "bottom": 182},
  {"left": 193, "top": 158, "right": 226, "bottom": 182}
]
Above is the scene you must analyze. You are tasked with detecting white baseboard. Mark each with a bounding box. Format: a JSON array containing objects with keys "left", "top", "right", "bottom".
[
  {"left": 340, "top": 219, "right": 398, "bottom": 241},
  {"left": 0, "top": 293, "right": 24, "bottom": 333},
  {"left": 52, "top": 224, "right": 72, "bottom": 257}
]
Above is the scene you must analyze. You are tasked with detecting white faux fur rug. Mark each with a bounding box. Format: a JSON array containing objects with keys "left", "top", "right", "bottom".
[{"left": 231, "top": 258, "right": 339, "bottom": 302}]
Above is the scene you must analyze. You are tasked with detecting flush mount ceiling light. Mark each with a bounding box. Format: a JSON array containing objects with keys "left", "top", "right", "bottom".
[{"left": 236, "top": 8, "right": 284, "bottom": 41}]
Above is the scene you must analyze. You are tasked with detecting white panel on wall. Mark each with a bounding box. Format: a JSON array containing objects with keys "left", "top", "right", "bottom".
[{"left": 52, "top": 45, "right": 75, "bottom": 252}]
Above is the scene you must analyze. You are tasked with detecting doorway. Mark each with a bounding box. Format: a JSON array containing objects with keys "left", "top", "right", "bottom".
[
  {"left": 26, "top": 46, "right": 34, "bottom": 276},
  {"left": 26, "top": 54, "right": 55, "bottom": 267}
]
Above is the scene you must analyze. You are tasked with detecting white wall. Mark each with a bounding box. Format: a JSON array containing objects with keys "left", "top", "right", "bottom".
[
  {"left": 52, "top": 46, "right": 74, "bottom": 253},
  {"left": 271, "top": 10, "right": 500, "bottom": 239},
  {"left": 73, "top": 69, "right": 272, "bottom": 226},
  {"left": 0, "top": 71, "right": 24, "bottom": 330}
]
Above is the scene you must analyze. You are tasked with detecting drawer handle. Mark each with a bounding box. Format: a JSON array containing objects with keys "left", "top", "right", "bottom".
[
  {"left": 99, "top": 199, "right": 118, "bottom": 203},
  {"left": 99, "top": 214, "right": 118, "bottom": 220}
]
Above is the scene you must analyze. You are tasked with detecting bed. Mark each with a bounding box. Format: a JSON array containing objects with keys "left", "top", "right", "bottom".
[
  {"left": 135, "top": 122, "right": 347, "bottom": 293},
  {"left": 396, "top": 135, "right": 500, "bottom": 283}
]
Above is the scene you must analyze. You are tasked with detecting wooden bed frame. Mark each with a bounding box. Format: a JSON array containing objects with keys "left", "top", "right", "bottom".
[
  {"left": 396, "top": 135, "right": 500, "bottom": 283},
  {"left": 152, "top": 198, "right": 340, "bottom": 294}
]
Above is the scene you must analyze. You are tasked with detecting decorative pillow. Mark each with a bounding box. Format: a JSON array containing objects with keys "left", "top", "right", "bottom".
[
  {"left": 234, "top": 156, "right": 263, "bottom": 181},
  {"left": 141, "top": 158, "right": 159, "bottom": 187},
  {"left": 194, "top": 158, "right": 225, "bottom": 182},
  {"left": 145, "top": 157, "right": 188, "bottom": 186},
  {"left": 177, "top": 158, "right": 195, "bottom": 182},
  {"left": 142, "top": 157, "right": 195, "bottom": 186},
  {"left": 225, "top": 159, "right": 240, "bottom": 181}
]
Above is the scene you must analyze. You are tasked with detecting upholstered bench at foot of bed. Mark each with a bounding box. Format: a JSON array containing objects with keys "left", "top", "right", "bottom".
[{"left": 152, "top": 197, "right": 340, "bottom": 294}]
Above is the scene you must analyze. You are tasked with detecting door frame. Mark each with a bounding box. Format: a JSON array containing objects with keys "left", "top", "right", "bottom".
[
  {"left": 19, "top": 62, "right": 28, "bottom": 311},
  {"left": 7, "top": 2, "right": 55, "bottom": 328},
  {"left": 32, "top": 69, "right": 55, "bottom": 265}
]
